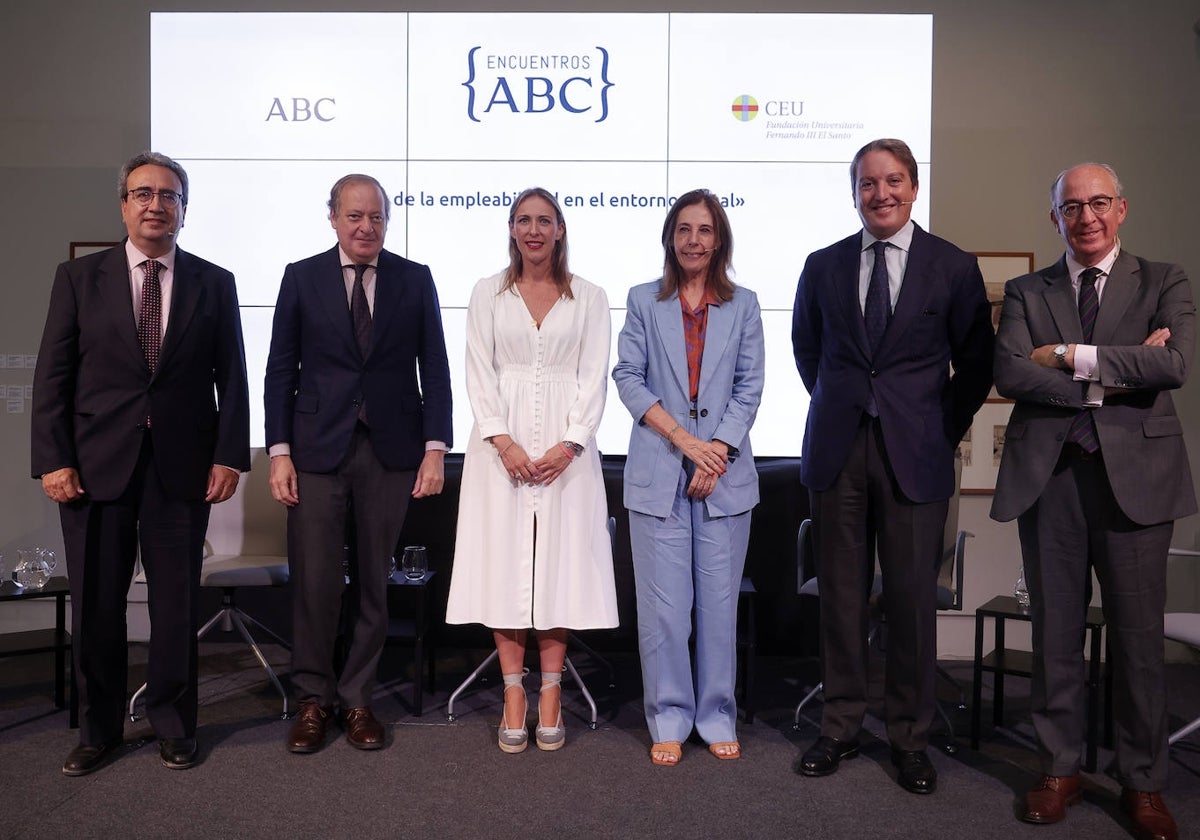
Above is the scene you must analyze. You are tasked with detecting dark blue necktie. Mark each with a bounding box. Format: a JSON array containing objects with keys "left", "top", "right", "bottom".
[
  {"left": 864, "top": 240, "right": 890, "bottom": 356},
  {"left": 1066, "top": 267, "right": 1101, "bottom": 452}
]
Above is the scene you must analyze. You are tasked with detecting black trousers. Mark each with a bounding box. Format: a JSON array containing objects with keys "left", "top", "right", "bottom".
[
  {"left": 810, "top": 417, "right": 947, "bottom": 751},
  {"left": 60, "top": 435, "right": 210, "bottom": 745},
  {"left": 288, "top": 424, "right": 414, "bottom": 708}
]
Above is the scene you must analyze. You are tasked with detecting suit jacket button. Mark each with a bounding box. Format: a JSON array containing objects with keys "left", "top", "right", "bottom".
[
  {"left": 870, "top": 369, "right": 878, "bottom": 377},
  {"left": 700, "top": 409, "right": 708, "bottom": 417}
]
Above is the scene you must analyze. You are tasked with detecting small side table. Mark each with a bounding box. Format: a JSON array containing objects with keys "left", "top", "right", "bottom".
[
  {"left": 0, "top": 576, "right": 76, "bottom": 728},
  {"left": 971, "top": 594, "right": 1111, "bottom": 772},
  {"left": 384, "top": 570, "right": 436, "bottom": 716}
]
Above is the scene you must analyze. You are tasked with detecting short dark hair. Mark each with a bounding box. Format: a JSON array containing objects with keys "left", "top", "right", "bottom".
[
  {"left": 327, "top": 174, "right": 390, "bottom": 222},
  {"left": 849, "top": 138, "right": 919, "bottom": 193},
  {"left": 658, "top": 189, "right": 735, "bottom": 303},
  {"left": 119, "top": 151, "right": 189, "bottom": 207}
]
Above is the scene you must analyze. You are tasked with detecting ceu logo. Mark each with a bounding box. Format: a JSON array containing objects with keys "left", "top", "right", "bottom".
[
  {"left": 463, "top": 46, "right": 615, "bottom": 123},
  {"left": 731, "top": 95, "right": 758, "bottom": 122}
]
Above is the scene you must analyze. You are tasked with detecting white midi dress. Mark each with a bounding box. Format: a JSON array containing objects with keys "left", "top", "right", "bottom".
[{"left": 445, "top": 272, "right": 619, "bottom": 630}]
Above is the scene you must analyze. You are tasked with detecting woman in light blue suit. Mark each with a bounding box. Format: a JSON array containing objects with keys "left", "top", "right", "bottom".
[{"left": 613, "top": 189, "right": 764, "bottom": 766}]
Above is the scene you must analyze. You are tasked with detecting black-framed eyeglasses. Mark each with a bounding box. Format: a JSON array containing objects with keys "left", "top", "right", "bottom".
[
  {"left": 125, "top": 188, "right": 182, "bottom": 208},
  {"left": 1057, "top": 196, "right": 1116, "bottom": 220}
]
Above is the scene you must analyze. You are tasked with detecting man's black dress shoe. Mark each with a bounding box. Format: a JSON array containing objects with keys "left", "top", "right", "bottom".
[
  {"left": 159, "top": 737, "right": 198, "bottom": 770},
  {"left": 891, "top": 748, "right": 937, "bottom": 794},
  {"left": 62, "top": 739, "right": 121, "bottom": 777},
  {"left": 796, "top": 736, "right": 859, "bottom": 777}
]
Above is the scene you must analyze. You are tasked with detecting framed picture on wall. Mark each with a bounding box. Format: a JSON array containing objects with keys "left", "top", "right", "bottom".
[
  {"left": 69, "top": 242, "right": 119, "bottom": 260},
  {"left": 960, "top": 398, "right": 1015, "bottom": 495},
  {"left": 973, "top": 251, "right": 1035, "bottom": 331}
]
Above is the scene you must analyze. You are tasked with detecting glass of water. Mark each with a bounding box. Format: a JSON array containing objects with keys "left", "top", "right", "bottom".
[
  {"left": 400, "top": 546, "right": 428, "bottom": 581},
  {"left": 1014, "top": 566, "right": 1031, "bottom": 613}
]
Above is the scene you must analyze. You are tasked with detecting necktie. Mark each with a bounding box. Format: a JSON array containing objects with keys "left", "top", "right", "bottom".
[
  {"left": 351, "top": 263, "right": 372, "bottom": 359},
  {"left": 1066, "top": 267, "right": 1101, "bottom": 452},
  {"left": 138, "top": 259, "right": 163, "bottom": 373},
  {"left": 864, "top": 240, "right": 890, "bottom": 356},
  {"left": 350, "top": 264, "right": 372, "bottom": 424}
]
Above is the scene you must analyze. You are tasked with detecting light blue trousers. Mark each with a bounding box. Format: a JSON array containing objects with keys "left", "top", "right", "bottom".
[{"left": 629, "top": 467, "right": 751, "bottom": 745}]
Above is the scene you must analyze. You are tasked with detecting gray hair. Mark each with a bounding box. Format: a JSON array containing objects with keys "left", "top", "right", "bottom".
[
  {"left": 118, "top": 151, "right": 189, "bottom": 206},
  {"left": 327, "top": 174, "right": 391, "bottom": 222},
  {"left": 1050, "top": 163, "right": 1123, "bottom": 208}
]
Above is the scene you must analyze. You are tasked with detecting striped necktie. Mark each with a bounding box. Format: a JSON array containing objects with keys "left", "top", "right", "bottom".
[{"left": 1066, "top": 267, "right": 1101, "bottom": 452}]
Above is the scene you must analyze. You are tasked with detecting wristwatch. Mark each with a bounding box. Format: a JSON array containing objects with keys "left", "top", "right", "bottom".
[{"left": 1053, "top": 343, "right": 1070, "bottom": 369}]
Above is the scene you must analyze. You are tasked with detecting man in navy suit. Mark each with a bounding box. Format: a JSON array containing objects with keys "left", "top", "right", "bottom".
[
  {"left": 791, "top": 138, "right": 993, "bottom": 793},
  {"left": 265, "top": 174, "right": 452, "bottom": 753},
  {"left": 33, "top": 151, "right": 250, "bottom": 774}
]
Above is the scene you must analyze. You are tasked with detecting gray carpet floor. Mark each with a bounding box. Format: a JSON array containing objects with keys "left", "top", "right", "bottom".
[{"left": 1, "top": 642, "right": 1198, "bottom": 840}]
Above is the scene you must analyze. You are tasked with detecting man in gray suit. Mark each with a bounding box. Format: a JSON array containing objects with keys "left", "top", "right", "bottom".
[{"left": 992, "top": 163, "right": 1193, "bottom": 840}]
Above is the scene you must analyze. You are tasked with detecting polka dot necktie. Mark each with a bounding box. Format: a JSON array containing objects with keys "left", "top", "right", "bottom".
[{"left": 138, "top": 259, "right": 162, "bottom": 373}]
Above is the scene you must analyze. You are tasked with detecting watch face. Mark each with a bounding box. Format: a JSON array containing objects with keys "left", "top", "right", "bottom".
[{"left": 1055, "top": 343, "right": 1069, "bottom": 356}]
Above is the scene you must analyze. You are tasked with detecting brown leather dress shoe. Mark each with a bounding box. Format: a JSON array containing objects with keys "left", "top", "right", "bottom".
[
  {"left": 341, "top": 706, "right": 385, "bottom": 750},
  {"left": 1121, "top": 789, "right": 1178, "bottom": 840},
  {"left": 1022, "top": 774, "right": 1082, "bottom": 824},
  {"left": 62, "top": 739, "right": 122, "bottom": 777},
  {"left": 287, "top": 701, "right": 333, "bottom": 754}
]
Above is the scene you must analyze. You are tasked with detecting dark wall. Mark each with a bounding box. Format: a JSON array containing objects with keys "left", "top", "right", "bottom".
[
  {"left": 216, "top": 455, "right": 812, "bottom": 655},
  {"left": 398, "top": 455, "right": 811, "bottom": 654}
]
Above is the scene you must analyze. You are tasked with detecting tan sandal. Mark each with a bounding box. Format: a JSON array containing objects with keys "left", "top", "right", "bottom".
[
  {"left": 708, "top": 741, "right": 741, "bottom": 760},
  {"left": 650, "top": 741, "right": 682, "bottom": 766}
]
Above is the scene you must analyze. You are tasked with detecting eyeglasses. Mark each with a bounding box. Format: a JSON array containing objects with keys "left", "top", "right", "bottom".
[
  {"left": 125, "top": 188, "right": 182, "bottom": 208},
  {"left": 1057, "top": 196, "right": 1116, "bottom": 220}
]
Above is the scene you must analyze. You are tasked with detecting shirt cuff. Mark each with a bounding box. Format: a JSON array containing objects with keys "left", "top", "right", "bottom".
[
  {"left": 1072, "top": 344, "right": 1099, "bottom": 382},
  {"left": 425, "top": 441, "right": 448, "bottom": 452},
  {"left": 268, "top": 443, "right": 291, "bottom": 458}
]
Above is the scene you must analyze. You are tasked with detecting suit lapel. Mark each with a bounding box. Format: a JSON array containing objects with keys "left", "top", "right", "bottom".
[
  {"left": 1042, "top": 257, "right": 1084, "bottom": 343},
  {"left": 1093, "top": 251, "right": 1140, "bottom": 345},
  {"left": 652, "top": 291, "right": 690, "bottom": 400},
  {"left": 698, "top": 295, "right": 735, "bottom": 397},
  {"left": 835, "top": 235, "right": 870, "bottom": 360},
  {"left": 95, "top": 243, "right": 146, "bottom": 373},
  {"left": 876, "top": 225, "right": 931, "bottom": 360},
  {"left": 157, "top": 248, "right": 202, "bottom": 375},
  {"left": 313, "top": 246, "right": 360, "bottom": 359},
  {"left": 368, "top": 250, "right": 403, "bottom": 357}
]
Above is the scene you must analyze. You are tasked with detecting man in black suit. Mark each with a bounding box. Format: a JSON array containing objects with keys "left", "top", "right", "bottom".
[
  {"left": 791, "top": 138, "right": 994, "bottom": 793},
  {"left": 32, "top": 151, "right": 250, "bottom": 775},
  {"left": 993, "top": 163, "right": 1193, "bottom": 840},
  {"left": 265, "top": 174, "right": 452, "bottom": 753}
]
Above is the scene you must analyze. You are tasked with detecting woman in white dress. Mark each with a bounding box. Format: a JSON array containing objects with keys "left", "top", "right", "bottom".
[{"left": 446, "top": 187, "right": 618, "bottom": 754}]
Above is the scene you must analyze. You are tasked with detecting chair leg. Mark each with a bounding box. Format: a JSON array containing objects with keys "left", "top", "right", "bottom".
[
  {"left": 936, "top": 663, "right": 967, "bottom": 710},
  {"left": 129, "top": 600, "right": 290, "bottom": 721},
  {"left": 793, "top": 682, "right": 824, "bottom": 730},
  {"left": 567, "top": 631, "right": 616, "bottom": 689},
  {"left": 446, "top": 649, "right": 599, "bottom": 728},
  {"left": 446, "top": 649, "right": 499, "bottom": 722},
  {"left": 562, "top": 655, "right": 598, "bottom": 729},
  {"left": 1170, "top": 716, "right": 1200, "bottom": 745},
  {"left": 222, "top": 608, "right": 290, "bottom": 719}
]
